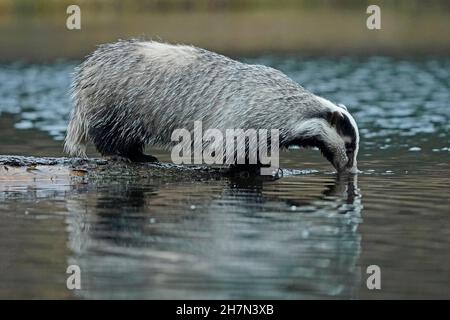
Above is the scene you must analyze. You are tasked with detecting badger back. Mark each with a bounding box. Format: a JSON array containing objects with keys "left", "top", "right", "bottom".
[
  {"left": 66, "top": 40, "right": 318, "bottom": 155},
  {"left": 66, "top": 39, "right": 359, "bottom": 174}
]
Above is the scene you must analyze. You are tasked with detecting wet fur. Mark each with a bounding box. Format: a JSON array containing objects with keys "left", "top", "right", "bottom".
[{"left": 65, "top": 39, "right": 359, "bottom": 172}]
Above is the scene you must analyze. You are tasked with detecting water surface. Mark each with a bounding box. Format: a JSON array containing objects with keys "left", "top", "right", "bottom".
[{"left": 0, "top": 56, "right": 449, "bottom": 299}]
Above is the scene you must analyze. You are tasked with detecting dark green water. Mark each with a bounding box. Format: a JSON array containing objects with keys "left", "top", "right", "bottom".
[{"left": 0, "top": 56, "right": 449, "bottom": 299}]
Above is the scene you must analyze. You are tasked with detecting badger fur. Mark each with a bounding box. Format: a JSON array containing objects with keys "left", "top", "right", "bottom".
[{"left": 65, "top": 39, "right": 359, "bottom": 173}]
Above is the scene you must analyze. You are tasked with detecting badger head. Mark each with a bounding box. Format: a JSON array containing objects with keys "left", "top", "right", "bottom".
[{"left": 286, "top": 97, "right": 360, "bottom": 174}]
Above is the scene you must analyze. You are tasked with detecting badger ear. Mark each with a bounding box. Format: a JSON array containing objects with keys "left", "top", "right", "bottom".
[
  {"left": 337, "top": 103, "right": 348, "bottom": 111},
  {"left": 327, "top": 110, "right": 343, "bottom": 128}
]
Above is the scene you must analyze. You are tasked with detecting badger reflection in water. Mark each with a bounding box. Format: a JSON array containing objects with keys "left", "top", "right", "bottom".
[{"left": 65, "top": 174, "right": 362, "bottom": 299}]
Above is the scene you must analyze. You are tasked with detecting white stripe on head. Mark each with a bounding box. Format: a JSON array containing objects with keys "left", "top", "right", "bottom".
[
  {"left": 315, "top": 96, "right": 360, "bottom": 173},
  {"left": 337, "top": 103, "right": 347, "bottom": 111}
]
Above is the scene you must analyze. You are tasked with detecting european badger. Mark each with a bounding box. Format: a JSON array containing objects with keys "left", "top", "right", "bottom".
[{"left": 65, "top": 40, "right": 359, "bottom": 173}]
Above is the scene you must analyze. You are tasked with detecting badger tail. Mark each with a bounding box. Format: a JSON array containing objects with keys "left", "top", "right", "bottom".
[{"left": 64, "top": 102, "right": 89, "bottom": 157}]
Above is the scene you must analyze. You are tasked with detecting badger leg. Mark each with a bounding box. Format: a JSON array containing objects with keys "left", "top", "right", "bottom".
[
  {"left": 128, "top": 152, "right": 159, "bottom": 163},
  {"left": 227, "top": 151, "right": 269, "bottom": 176},
  {"left": 112, "top": 142, "right": 159, "bottom": 163},
  {"left": 89, "top": 125, "right": 158, "bottom": 163},
  {"left": 103, "top": 146, "right": 158, "bottom": 163},
  {"left": 101, "top": 146, "right": 158, "bottom": 163},
  {"left": 228, "top": 163, "right": 263, "bottom": 176}
]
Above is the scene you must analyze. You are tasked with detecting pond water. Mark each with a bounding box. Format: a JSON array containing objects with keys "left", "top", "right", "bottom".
[{"left": 0, "top": 56, "right": 449, "bottom": 299}]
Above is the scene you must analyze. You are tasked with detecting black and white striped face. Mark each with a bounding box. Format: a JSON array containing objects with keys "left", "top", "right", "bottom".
[
  {"left": 336, "top": 104, "right": 359, "bottom": 173},
  {"left": 324, "top": 103, "right": 360, "bottom": 174},
  {"left": 287, "top": 98, "right": 360, "bottom": 174}
]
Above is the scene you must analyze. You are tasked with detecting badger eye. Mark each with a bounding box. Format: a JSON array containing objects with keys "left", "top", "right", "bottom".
[
  {"left": 345, "top": 145, "right": 354, "bottom": 156},
  {"left": 345, "top": 143, "right": 353, "bottom": 152}
]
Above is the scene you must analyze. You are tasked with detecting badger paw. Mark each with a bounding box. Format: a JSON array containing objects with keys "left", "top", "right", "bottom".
[
  {"left": 130, "top": 154, "right": 159, "bottom": 163},
  {"left": 105, "top": 155, "right": 133, "bottom": 163}
]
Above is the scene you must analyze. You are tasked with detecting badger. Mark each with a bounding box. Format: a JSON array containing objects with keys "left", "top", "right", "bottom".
[{"left": 65, "top": 39, "right": 359, "bottom": 173}]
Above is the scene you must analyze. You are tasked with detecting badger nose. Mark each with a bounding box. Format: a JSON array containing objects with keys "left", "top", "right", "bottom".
[
  {"left": 336, "top": 164, "right": 359, "bottom": 175},
  {"left": 349, "top": 166, "right": 359, "bottom": 174},
  {"left": 334, "top": 162, "right": 346, "bottom": 174},
  {"left": 343, "top": 165, "right": 360, "bottom": 174}
]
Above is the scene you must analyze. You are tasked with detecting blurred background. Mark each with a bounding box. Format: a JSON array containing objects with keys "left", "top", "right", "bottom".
[{"left": 0, "top": 0, "right": 449, "bottom": 62}]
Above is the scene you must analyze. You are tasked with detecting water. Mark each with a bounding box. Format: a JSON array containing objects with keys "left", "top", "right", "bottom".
[{"left": 0, "top": 56, "right": 449, "bottom": 299}]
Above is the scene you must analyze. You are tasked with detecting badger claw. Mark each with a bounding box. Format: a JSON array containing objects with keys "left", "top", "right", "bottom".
[
  {"left": 131, "top": 154, "right": 159, "bottom": 163},
  {"left": 105, "top": 155, "right": 132, "bottom": 163}
]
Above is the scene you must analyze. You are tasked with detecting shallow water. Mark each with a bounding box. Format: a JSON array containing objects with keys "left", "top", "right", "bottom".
[{"left": 0, "top": 56, "right": 449, "bottom": 299}]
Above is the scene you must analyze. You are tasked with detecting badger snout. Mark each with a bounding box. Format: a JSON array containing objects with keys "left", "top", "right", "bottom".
[
  {"left": 334, "top": 165, "right": 358, "bottom": 175},
  {"left": 332, "top": 152, "right": 359, "bottom": 174},
  {"left": 335, "top": 161, "right": 359, "bottom": 174},
  {"left": 341, "top": 165, "right": 359, "bottom": 174}
]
